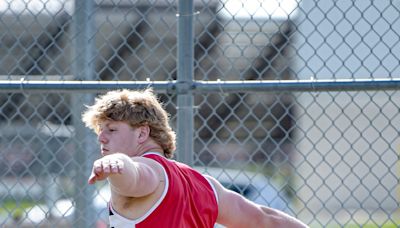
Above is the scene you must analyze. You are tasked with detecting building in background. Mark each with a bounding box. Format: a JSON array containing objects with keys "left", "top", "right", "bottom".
[{"left": 293, "top": 0, "right": 400, "bottom": 223}]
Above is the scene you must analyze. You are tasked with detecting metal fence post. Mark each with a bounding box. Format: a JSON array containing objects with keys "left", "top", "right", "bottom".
[
  {"left": 71, "top": 1, "right": 96, "bottom": 227},
  {"left": 176, "top": 0, "right": 194, "bottom": 165}
]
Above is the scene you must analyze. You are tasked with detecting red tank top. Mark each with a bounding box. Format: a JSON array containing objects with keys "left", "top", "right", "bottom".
[{"left": 108, "top": 153, "right": 219, "bottom": 228}]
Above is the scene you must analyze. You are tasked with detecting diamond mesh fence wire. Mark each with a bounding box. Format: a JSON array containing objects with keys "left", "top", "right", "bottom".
[{"left": 0, "top": 0, "right": 399, "bottom": 227}]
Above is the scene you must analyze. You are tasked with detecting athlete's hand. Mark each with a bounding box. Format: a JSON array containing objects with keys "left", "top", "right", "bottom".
[{"left": 88, "top": 155, "right": 124, "bottom": 184}]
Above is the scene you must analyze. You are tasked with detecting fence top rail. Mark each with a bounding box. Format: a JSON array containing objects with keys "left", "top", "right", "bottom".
[{"left": 0, "top": 78, "right": 399, "bottom": 93}]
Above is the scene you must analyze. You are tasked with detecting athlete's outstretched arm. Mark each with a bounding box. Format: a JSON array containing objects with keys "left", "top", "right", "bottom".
[
  {"left": 206, "top": 175, "right": 309, "bottom": 228},
  {"left": 88, "top": 153, "right": 162, "bottom": 197}
]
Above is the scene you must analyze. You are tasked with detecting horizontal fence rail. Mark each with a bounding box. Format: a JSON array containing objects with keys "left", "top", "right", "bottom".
[{"left": 1, "top": 78, "right": 400, "bottom": 93}]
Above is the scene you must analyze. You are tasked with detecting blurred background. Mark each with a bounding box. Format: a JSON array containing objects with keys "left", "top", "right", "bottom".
[{"left": 0, "top": 0, "right": 399, "bottom": 227}]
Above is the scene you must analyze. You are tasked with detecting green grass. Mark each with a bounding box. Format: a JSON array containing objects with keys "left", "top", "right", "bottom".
[
  {"left": 2, "top": 199, "right": 398, "bottom": 228},
  {"left": 310, "top": 221, "right": 400, "bottom": 228},
  {"left": 0, "top": 199, "right": 38, "bottom": 219},
  {"left": 345, "top": 223, "right": 398, "bottom": 228}
]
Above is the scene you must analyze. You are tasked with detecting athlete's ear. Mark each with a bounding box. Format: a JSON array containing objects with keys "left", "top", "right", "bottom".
[{"left": 137, "top": 125, "right": 150, "bottom": 143}]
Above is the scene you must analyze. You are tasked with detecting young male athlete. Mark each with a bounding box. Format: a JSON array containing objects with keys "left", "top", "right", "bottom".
[{"left": 82, "top": 88, "right": 309, "bottom": 227}]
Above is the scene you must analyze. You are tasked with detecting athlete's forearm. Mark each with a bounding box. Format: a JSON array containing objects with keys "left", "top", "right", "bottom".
[
  {"left": 108, "top": 153, "right": 159, "bottom": 197},
  {"left": 259, "top": 206, "right": 309, "bottom": 228}
]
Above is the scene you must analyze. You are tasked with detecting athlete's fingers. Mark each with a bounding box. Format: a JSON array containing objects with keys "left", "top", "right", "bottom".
[
  {"left": 116, "top": 160, "right": 124, "bottom": 173},
  {"left": 88, "top": 171, "right": 98, "bottom": 184},
  {"left": 110, "top": 159, "right": 125, "bottom": 174},
  {"left": 110, "top": 160, "right": 118, "bottom": 173},
  {"left": 93, "top": 160, "right": 103, "bottom": 172},
  {"left": 88, "top": 156, "right": 125, "bottom": 185},
  {"left": 89, "top": 159, "right": 105, "bottom": 184},
  {"left": 102, "top": 159, "right": 111, "bottom": 173}
]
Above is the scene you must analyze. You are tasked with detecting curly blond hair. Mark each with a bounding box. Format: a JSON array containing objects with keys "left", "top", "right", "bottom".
[{"left": 82, "top": 88, "right": 176, "bottom": 158}]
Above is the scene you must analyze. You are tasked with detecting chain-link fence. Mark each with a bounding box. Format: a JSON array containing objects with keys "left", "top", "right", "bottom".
[{"left": 0, "top": 0, "right": 399, "bottom": 227}]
